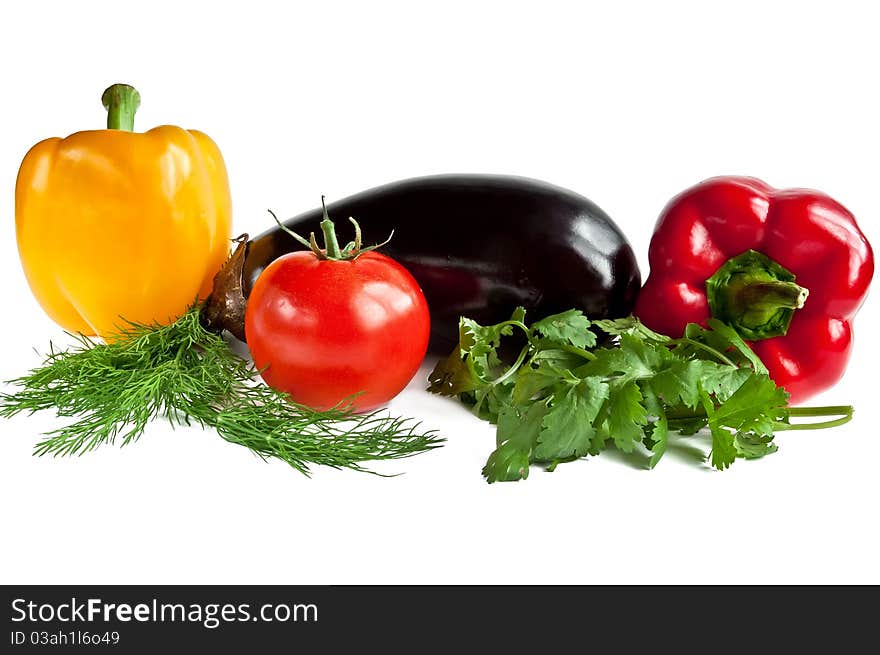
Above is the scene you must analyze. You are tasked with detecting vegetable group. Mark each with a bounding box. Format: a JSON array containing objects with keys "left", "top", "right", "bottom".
[
  {"left": 15, "top": 84, "right": 232, "bottom": 337},
  {"left": 205, "top": 175, "right": 641, "bottom": 352},
  {"left": 634, "top": 176, "right": 874, "bottom": 403},
  {"left": 245, "top": 204, "right": 430, "bottom": 411},
  {"left": 4, "top": 84, "right": 440, "bottom": 476},
  {"left": 5, "top": 84, "right": 876, "bottom": 481}
]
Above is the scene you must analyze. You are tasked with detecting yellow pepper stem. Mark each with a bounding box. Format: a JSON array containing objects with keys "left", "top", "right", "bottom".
[{"left": 101, "top": 83, "right": 141, "bottom": 131}]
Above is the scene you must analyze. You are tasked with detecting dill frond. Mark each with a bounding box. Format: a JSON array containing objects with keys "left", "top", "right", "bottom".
[{"left": 0, "top": 306, "right": 442, "bottom": 474}]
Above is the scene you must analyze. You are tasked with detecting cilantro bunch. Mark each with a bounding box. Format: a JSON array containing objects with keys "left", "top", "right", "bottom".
[{"left": 428, "top": 309, "right": 853, "bottom": 482}]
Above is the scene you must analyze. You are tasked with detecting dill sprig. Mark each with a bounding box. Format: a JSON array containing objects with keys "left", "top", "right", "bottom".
[{"left": 0, "top": 306, "right": 442, "bottom": 474}]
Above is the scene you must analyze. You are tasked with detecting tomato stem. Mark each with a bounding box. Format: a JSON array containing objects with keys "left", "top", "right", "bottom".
[
  {"left": 268, "top": 209, "right": 315, "bottom": 252},
  {"left": 320, "top": 196, "right": 343, "bottom": 259},
  {"left": 268, "top": 199, "right": 393, "bottom": 262}
]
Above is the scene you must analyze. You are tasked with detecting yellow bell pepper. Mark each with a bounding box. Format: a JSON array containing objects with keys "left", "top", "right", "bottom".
[{"left": 15, "top": 83, "right": 232, "bottom": 337}]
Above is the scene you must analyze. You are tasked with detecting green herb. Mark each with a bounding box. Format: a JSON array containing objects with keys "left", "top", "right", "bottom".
[
  {"left": 428, "top": 309, "right": 852, "bottom": 482},
  {"left": 1, "top": 306, "right": 442, "bottom": 474}
]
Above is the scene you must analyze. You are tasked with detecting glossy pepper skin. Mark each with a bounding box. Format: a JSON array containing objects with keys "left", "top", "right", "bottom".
[
  {"left": 635, "top": 176, "right": 873, "bottom": 404},
  {"left": 15, "top": 84, "right": 232, "bottom": 337}
]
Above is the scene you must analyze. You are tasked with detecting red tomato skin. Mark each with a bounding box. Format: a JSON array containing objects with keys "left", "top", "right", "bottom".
[{"left": 245, "top": 250, "right": 430, "bottom": 412}]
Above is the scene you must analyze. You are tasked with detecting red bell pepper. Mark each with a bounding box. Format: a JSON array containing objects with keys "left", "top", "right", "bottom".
[{"left": 634, "top": 176, "right": 874, "bottom": 404}]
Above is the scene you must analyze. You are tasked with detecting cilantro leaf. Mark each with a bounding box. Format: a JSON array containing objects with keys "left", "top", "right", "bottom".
[
  {"left": 697, "top": 361, "right": 753, "bottom": 403},
  {"left": 642, "top": 386, "right": 668, "bottom": 468},
  {"left": 649, "top": 359, "right": 704, "bottom": 408},
  {"left": 734, "top": 432, "right": 778, "bottom": 459},
  {"left": 684, "top": 319, "right": 767, "bottom": 374},
  {"left": 481, "top": 441, "right": 531, "bottom": 483},
  {"left": 512, "top": 363, "right": 563, "bottom": 405},
  {"left": 708, "top": 425, "right": 738, "bottom": 470},
  {"left": 529, "top": 348, "right": 588, "bottom": 371},
  {"left": 604, "top": 380, "right": 648, "bottom": 453},
  {"left": 534, "top": 378, "right": 609, "bottom": 461},
  {"left": 593, "top": 317, "right": 671, "bottom": 343},
  {"left": 706, "top": 318, "right": 767, "bottom": 374},
  {"left": 709, "top": 374, "right": 788, "bottom": 435},
  {"left": 532, "top": 309, "right": 596, "bottom": 350},
  {"left": 668, "top": 416, "right": 708, "bottom": 436},
  {"left": 701, "top": 389, "right": 737, "bottom": 470},
  {"left": 459, "top": 317, "right": 504, "bottom": 380},
  {"left": 427, "top": 348, "right": 479, "bottom": 396},
  {"left": 471, "top": 379, "right": 514, "bottom": 424},
  {"left": 459, "top": 307, "right": 528, "bottom": 380},
  {"left": 482, "top": 401, "right": 547, "bottom": 483},
  {"left": 580, "top": 332, "right": 665, "bottom": 383},
  {"left": 701, "top": 376, "right": 786, "bottom": 470}
]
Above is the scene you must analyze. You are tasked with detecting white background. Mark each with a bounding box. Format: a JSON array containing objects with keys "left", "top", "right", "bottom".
[{"left": 1, "top": 0, "right": 877, "bottom": 584}]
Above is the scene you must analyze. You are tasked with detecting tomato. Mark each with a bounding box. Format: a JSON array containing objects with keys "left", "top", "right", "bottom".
[{"left": 245, "top": 247, "right": 430, "bottom": 412}]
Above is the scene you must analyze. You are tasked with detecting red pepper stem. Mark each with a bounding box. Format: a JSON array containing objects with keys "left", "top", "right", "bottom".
[
  {"left": 706, "top": 249, "right": 809, "bottom": 341},
  {"left": 737, "top": 281, "right": 808, "bottom": 310},
  {"left": 734, "top": 280, "right": 809, "bottom": 330}
]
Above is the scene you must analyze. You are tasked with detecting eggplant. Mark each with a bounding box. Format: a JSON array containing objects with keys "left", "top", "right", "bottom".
[{"left": 203, "top": 175, "right": 641, "bottom": 353}]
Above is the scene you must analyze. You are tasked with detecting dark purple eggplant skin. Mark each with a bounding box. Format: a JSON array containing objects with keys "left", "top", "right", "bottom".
[{"left": 244, "top": 175, "right": 641, "bottom": 353}]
